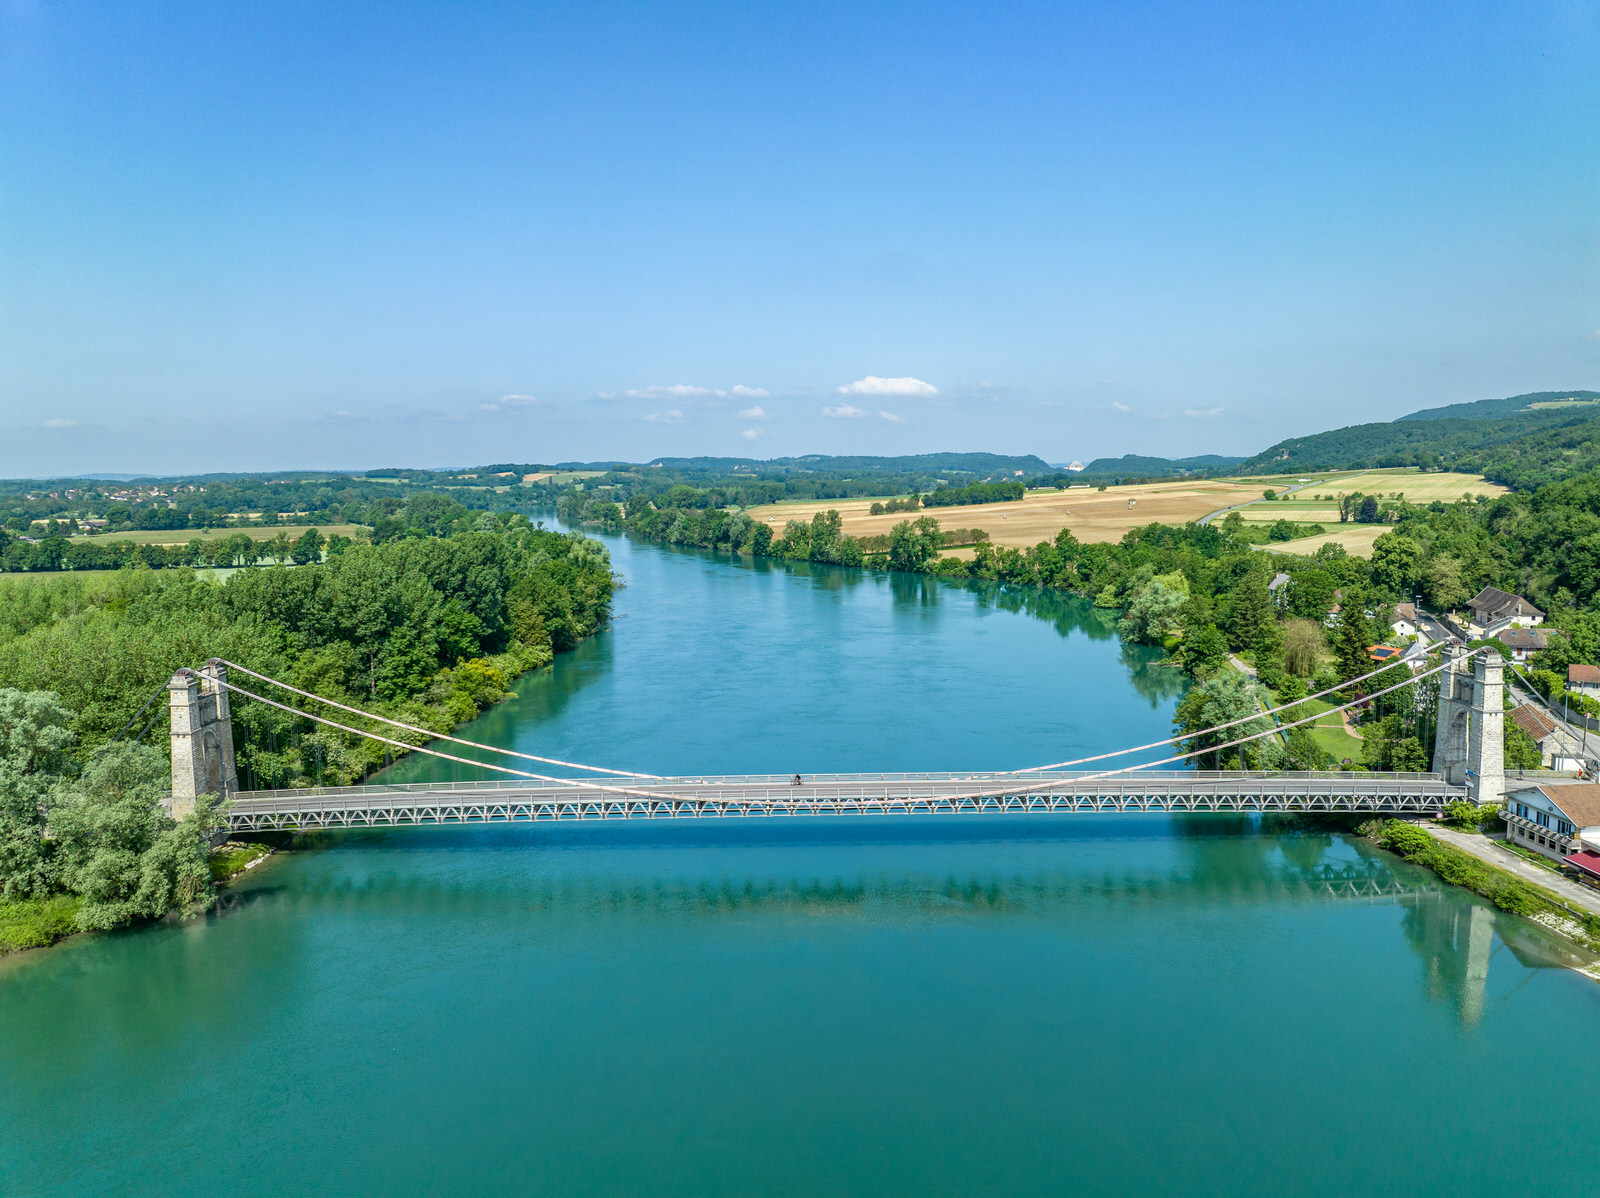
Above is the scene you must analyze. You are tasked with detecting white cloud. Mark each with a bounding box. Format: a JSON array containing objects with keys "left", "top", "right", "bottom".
[
  {"left": 822, "top": 404, "right": 868, "bottom": 419},
  {"left": 878, "top": 410, "right": 904, "bottom": 423},
  {"left": 479, "top": 403, "right": 500, "bottom": 412},
  {"left": 643, "top": 409, "right": 685, "bottom": 423},
  {"left": 1108, "top": 401, "right": 1132, "bottom": 413},
  {"left": 737, "top": 405, "right": 769, "bottom": 420},
  {"left": 627, "top": 384, "right": 711, "bottom": 400},
  {"left": 498, "top": 394, "right": 541, "bottom": 407},
  {"left": 835, "top": 375, "right": 938, "bottom": 397},
  {"left": 740, "top": 428, "right": 764, "bottom": 441},
  {"left": 720, "top": 385, "right": 769, "bottom": 399},
  {"left": 1184, "top": 407, "right": 1224, "bottom": 418},
  {"left": 42, "top": 418, "right": 76, "bottom": 428}
]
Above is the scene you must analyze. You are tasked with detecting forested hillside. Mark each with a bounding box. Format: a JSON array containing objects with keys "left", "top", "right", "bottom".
[
  {"left": 1076, "top": 454, "right": 1245, "bottom": 477},
  {"left": 1237, "top": 391, "right": 1600, "bottom": 487}
]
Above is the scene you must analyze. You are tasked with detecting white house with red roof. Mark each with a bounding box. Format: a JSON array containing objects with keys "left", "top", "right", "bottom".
[{"left": 1503, "top": 783, "right": 1600, "bottom": 869}]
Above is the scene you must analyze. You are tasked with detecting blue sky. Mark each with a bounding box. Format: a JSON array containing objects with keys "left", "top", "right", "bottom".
[{"left": 2, "top": 0, "right": 1597, "bottom": 475}]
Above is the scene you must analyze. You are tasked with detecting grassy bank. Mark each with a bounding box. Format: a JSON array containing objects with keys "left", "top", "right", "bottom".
[
  {"left": 0, "top": 895, "right": 84, "bottom": 953},
  {"left": 1367, "top": 819, "right": 1600, "bottom": 949}
]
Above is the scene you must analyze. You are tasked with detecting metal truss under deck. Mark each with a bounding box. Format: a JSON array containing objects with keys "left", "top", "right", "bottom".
[{"left": 224, "top": 770, "right": 1465, "bottom": 832}]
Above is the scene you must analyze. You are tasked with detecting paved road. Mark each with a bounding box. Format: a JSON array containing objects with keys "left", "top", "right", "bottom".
[
  {"left": 1197, "top": 471, "right": 1370, "bottom": 527},
  {"left": 1412, "top": 820, "right": 1600, "bottom": 918},
  {"left": 1412, "top": 607, "right": 1458, "bottom": 646}
]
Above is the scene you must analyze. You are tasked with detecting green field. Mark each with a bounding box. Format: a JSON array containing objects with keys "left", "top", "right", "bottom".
[
  {"left": 1226, "top": 467, "right": 1506, "bottom": 528},
  {"left": 66, "top": 523, "right": 367, "bottom": 547}
]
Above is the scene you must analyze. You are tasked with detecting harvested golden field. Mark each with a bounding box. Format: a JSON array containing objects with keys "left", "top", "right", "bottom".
[{"left": 745, "top": 479, "right": 1267, "bottom": 547}]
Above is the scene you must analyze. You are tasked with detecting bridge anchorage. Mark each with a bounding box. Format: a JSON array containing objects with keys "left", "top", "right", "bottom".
[{"left": 165, "top": 650, "right": 1506, "bottom": 833}]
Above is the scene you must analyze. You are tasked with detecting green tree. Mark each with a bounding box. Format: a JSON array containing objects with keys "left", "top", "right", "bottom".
[
  {"left": 50, "top": 743, "right": 215, "bottom": 931},
  {"left": 1227, "top": 575, "right": 1272, "bottom": 652},
  {"left": 1370, "top": 533, "right": 1421, "bottom": 595},
  {"left": 1173, "top": 673, "right": 1273, "bottom": 768},
  {"left": 1505, "top": 721, "right": 1542, "bottom": 770},
  {"left": 1282, "top": 618, "right": 1326, "bottom": 676},
  {"left": 1422, "top": 554, "right": 1469, "bottom": 610},
  {"left": 1279, "top": 726, "right": 1330, "bottom": 770},
  {"left": 0, "top": 689, "right": 75, "bottom": 899},
  {"left": 1120, "top": 572, "right": 1189, "bottom": 643},
  {"left": 1177, "top": 623, "right": 1231, "bottom": 677},
  {"left": 1335, "top": 603, "right": 1376, "bottom": 692},
  {"left": 290, "top": 527, "right": 326, "bottom": 566},
  {"left": 887, "top": 516, "right": 945, "bottom": 573}
]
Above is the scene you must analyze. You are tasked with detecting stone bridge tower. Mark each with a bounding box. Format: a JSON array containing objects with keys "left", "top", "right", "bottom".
[
  {"left": 168, "top": 659, "right": 238, "bottom": 818},
  {"left": 1431, "top": 647, "right": 1504, "bottom": 804}
]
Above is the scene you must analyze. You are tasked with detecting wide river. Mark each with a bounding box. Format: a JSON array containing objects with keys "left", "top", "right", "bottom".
[{"left": 4, "top": 533, "right": 1599, "bottom": 1196}]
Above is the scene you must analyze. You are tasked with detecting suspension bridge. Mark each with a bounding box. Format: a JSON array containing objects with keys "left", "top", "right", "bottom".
[{"left": 159, "top": 646, "right": 1508, "bottom": 834}]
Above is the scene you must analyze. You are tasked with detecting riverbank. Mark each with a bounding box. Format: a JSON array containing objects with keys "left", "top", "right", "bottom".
[
  {"left": 1368, "top": 818, "right": 1600, "bottom": 962},
  {"left": 0, "top": 836, "right": 291, "bottom": 958}
]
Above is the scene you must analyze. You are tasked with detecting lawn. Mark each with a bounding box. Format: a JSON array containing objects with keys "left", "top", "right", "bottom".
[{"left": 1259, "top": 685, "right": 1366, "bottom": 764}]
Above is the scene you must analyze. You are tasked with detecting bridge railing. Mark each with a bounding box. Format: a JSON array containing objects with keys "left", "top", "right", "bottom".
[{"left": 232, "top": 769, "right": 1457, "bottom": 803}]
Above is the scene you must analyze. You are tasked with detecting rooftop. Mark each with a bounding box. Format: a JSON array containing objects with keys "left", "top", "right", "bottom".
[
  {"left": 1497, "top": 627, "right": 1550, "bottom": 650},
  {"left": 1510, "top": 704, "right": 1558, "bottom": 741},
  {"left": 1569, "top": 664, "right": 1600, "bottom": 685},
  {"left": 1534, "top": 783, "right": 1600, "bottom": 828},
  {"left": 1467, "top": 587, "right": 1544, "bottom": 621}
]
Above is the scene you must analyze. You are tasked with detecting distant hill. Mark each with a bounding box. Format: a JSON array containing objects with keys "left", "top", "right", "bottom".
[
  {"left": 1236, "top": 390, "right": 1600, "bottom": 488},
  {"left": 1400, "top": 391, "right": 1600, "bottom": 422},
  {"left": 1077, "top": 453, "right": 1245, "bottom": 478},
  {"left": 643, "top": 452, "right": 1054, "bottom": 478}
]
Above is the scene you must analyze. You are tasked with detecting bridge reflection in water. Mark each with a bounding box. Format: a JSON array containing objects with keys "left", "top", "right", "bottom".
[{"left": 211, "top": 821, "right": 1592, "bottom": 1027}]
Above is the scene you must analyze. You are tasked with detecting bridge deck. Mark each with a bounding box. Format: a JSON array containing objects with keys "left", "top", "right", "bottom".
[{"left": 224, "top": 770, "right": 1465, "bottom": 831}]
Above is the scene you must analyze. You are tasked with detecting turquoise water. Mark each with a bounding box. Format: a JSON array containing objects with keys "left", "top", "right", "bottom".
[{"left": 2, "top": 536, "right": 1597, "bottom": 1197}]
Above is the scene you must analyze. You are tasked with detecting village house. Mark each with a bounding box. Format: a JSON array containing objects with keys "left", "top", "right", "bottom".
[
  {"left": 1464, "top": 587, "right": 1544, "bottom": 638},
  {"left": 1495, "top": 626, "right": 1549, "bottom": 663},
  {"left": 1391, "top": 602, "right": 1419, "bottom": 640},
  {"left": 1509, "top": 705, "right": 1588, "bottom": 771},
  {"left": 1569, "top": 664, "right": 1600, "bottom": 702},
  {"left": 1502, "top": 783, "right": 1600, "bottom": 877}
]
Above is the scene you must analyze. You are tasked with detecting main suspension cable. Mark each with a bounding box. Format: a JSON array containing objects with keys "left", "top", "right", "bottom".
[
  {"left": 216, "top": 678, "right": 684, "bottom": 801},
  {"left": 215, "top": 658, "right": 659, "bottom": 779},
  {"left": 1012, "top": 647, "right": 1450, "bottom": 773},
  {"left": 939, "top": 651, "right": 1467, "bottom": 804}
]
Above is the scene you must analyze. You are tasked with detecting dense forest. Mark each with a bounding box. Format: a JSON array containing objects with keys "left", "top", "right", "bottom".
[
  {"left": 1238, "top": 391, "right": 1600, "bottom": 488},
  {"left": 0, "top": 503, "right": 614, "bottom": 946},
  {"left": 1075, "top": 453, "right": 1246, "bottom": 478}
]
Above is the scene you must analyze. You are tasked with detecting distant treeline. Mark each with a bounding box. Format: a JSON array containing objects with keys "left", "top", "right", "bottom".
[
  {"left": 0, "top": 492, "right": 539, "bottom": 574},
  {"left": 922, "top": 481, "right": 1026, "bottom": 506},
  {"left": 0, "top": 511, "right": 613, "bottom": 790}
]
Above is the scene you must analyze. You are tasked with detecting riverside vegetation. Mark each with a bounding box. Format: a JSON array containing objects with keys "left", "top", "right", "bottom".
[
  {"left": 0, "top": 499, "right": 614, "bottom": 951},
  {"left": 558, "top": 463, "right": 1600, "bottom": 769}
]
